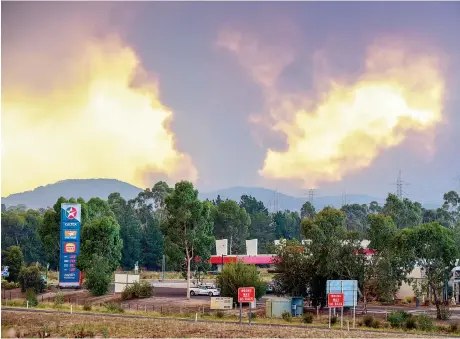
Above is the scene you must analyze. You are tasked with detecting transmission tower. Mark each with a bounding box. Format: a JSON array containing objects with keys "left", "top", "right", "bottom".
[
  {"left": 341, "top": 190, "right": 348, "bottom": 207},
  {"left": 454, "top": 175, "right": 460, "bottom": 192},
  {"left": 308, "top": 189, "right": 316, "bottom": 204},
  {"left": 394, "top": 170, "right": 409, "bottom": 199}
]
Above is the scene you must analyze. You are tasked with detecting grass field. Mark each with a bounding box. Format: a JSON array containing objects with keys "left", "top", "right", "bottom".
[{"left": 1, "top": 310, "right": 440, "bottom": 338}]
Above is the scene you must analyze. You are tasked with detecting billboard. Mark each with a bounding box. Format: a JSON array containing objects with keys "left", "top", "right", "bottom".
[
  {"left": 210, "top": 297, "right": 233, "bottom": 310},
  {"left": 59, "top": 203, "right": 81, "bottom": 287},
  {"left": 326, "top": 280, "right": 358, "bottom": 307}
]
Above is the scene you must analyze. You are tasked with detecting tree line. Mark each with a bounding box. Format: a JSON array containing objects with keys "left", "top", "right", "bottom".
[{"left": 2, "top": 181, "right": 459, "bottom": 302}]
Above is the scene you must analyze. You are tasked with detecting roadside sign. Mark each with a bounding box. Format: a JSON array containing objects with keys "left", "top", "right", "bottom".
[
  {"left": 328, "top": 293, "right": 344, "bottom": 307},
  {"left": 210, "top": 297, "right": 233, "bottom": 310},
  {"left": 238, "top": 287, "right": 255, "bottom": 303}
]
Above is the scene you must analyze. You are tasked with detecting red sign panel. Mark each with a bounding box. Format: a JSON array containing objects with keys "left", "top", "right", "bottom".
[
  {"left": 328, "top": 293, "right": 344, "bottom": 307},
  {"left": 238, "top": 287, "right": 255, "bottom": 303}
]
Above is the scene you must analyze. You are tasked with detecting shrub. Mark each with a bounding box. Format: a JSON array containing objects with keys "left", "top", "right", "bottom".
[
  {"left": 1, "top": 279, "right": 19, "bottom": 290},
  {"left": 282, "top": 311, "right": 292, "bottom": 322},
  {"left": 250, "top": 312, "right": 257, "bottom": 320},
  {"left": 24, "top": 288, "right": 38, "bottom": 307},
  {"left": 54, "top": 291, "right": 64, "bottom": 308},
  {"left": 363, "top": 315, "right": 374, "bottom": 327},
  {"left": 388, "top": 311, "right": 410, "bottom": 328},
  {"left": 417, "top": 314, "right": 434, "bottom": 331},
  {"left": 216, "top": 262, "right": 266, "bottom": 302},
  {"left": 18, "top": 266, "right": 45, "bottom": 293},
  {"left": 449, "top": 323, "right": 459, "bottom": 334},
  {"left": 330, "top": 315, "right": 338, "bottom": 325},
  {"left": 438, "top": 305, "right": 452, "bottom": 320},
  {"left": 104, "top": 302, "right": 124, "bottom": 313},
  {"left": 83, "top": 303, "right": 92, "bottom": 311},
  {"left": 404, "top": 317, "right": 417, "bottom": 330},
  {"left": 121, "top": 281, "right": 153, "bottom": 300},
  {"left": 3, "top": 246, "right": 24, "bottom": 282},
  {"left": 215, "top": 311, "right": 225, "bottom": 318},
  {"left": 371, "top": 319, "right": 380, "bottom": 328},
  {"left": 405, "top": 296, "right": 413, "bottom": 304},
  {"left": 84, "top": 255, "right": 112, "bottom": 296},
  {"left": 302, "top": 313, "right": 314, "bottom": 324}
]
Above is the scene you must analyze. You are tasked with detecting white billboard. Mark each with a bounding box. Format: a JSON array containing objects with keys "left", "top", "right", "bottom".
[
  {"left": 216, "top": 239, "right": 228, "bottom": 256},
  {"left": 246, "top": 239, "right": 258, "bottom": 256}
]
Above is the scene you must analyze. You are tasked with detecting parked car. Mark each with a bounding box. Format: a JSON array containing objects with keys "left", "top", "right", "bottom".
[
  {"left": 266, "top": 283, "right": 274, "bottom": 294},
  {"left": 190, "top": 285, "right": 220, "bottom": 296}
]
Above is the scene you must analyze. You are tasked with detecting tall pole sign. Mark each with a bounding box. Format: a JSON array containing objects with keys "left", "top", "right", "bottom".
[{"left": 59, "top": 203, "right": 82, "bottom": 287}]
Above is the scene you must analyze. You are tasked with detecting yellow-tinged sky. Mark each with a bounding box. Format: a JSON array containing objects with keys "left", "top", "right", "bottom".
[{"left": 2, "top": 2, "right": 459, "bottom": 200}]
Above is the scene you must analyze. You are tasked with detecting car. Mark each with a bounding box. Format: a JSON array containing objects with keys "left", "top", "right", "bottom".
[
  {"left": 266, "top": 283, "right": 274, "bottom": 294},
  {"left": 190, "top": 285, "right": 220, "bottom": 296}
]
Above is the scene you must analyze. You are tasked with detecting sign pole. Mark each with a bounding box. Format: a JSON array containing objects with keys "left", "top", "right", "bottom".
[
  {"left": 249, "top": 302, "right": 252, "bottom": 325},
  {"left": 239, "top": 302, "right": 242, "bottom": 325},
  {"left": 328, "top": 306, "right": 331, "bottom": 329},
  {"left": 341, "top": 281, "right": 343, "bottom": 329}
]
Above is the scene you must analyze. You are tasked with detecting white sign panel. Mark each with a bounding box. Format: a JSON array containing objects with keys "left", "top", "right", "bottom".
[
  {"left": 210, "top": 297, "right": 233, "bottom": 310},
  {"left": 216, "top": 239, "right": 228, "bottom": 256},
  {"left": 246, "top": 239, "right": 258, "bottom": 256}
]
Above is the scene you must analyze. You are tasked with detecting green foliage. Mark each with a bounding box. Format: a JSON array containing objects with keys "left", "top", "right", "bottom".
[
  {"left": 108, "top": 193, "right": 142, "bottom": 270},
  {"left": 302, "top": 312, "right": 314, "bottom": 324},
  {"left": 24, "top": 288, "right": 38, "bottom": 307},
  {"left": 216, "top": 261, "right": 266, "bottom": 301},
  {"left": 371, "top": 319, "right": 380, "bottom": 328},
  {"left": 330, "top": 315, "right": 338, "bottom": 325},
  {"left": 163, "top": 181, "right": 215, "bottom": 297},
  {"left": 83, "top": 303, "right": 92, "bottom": 311},
  {"left": 401, "top": 222, "right": 458, "bottom": 319},
  {"left": 3, "top": 245, "right": 24, "bottom": 282},
  {"left": 282, "top": 311, "right": 292, "bottom": 322},
  {"left": 417, "top": 314, "right": 434, "bottom": 331},
  {"left": 363, "top": 315, "right": 374, "bottom": 327},
  {"left": 448, "top": 323, "right": 459, "bottom": 334},
  {"left": 54, "top": 291, "right": 64, "bottom": 308},
  {"left": 121, "top": 281, "right": 153, "bottom": 300},
  {"left": 404, "top": 317, "right": 417, "bottom": 330},
  {"left": 273, "top": 211, "right": 301, "bottom": 241},
  {"left": 84, "top": 254, "right": 112, "bottom": 296},
  {"left": 212, "top": 199, "right": 250, "bottom": 255},
  {"left": 78, "top": 216, "right": 123, "bottom": 273},
  {"left": 383, "top": 194, "right": 422, "bottom": 229},
  {"left": 341, "top": 204, "right": 369, "bottom": 233},
  {"left": 388, "top": 311, "right": 411, "bottom": 328},
  {"left": 1, "top": 279, "right": 19, "bottom": 290},
  {"left": 300, "top": 201, "right": 316, "bottom": 220},
  {"left": 18, "top": 266, "right": 45, "bottom": 293},
  {"left": 215, "top": 311, "right": 225, "bottom": 318},
  {"left": 141, "top": 216, "right": 164, "bottom": 270},
  {"left": 104, "top": 302, "right": 124, "bottom": 313}
]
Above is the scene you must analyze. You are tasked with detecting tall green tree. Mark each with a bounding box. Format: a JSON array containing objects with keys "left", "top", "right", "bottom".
[
  {"left": 341, "top": 204, "right": 369, "bottom": 233},
  {"left": 142, "top": 216, "right": 164, "bottom": 270},
  {"left": 401, "top": 222, "right": 458, "bottom": 319},
  {"left": 212, "top": 200, "right": 250, "bottom": 255},
  {"left": 77, "top": 216, "right": 123, "bottom": 273},
  {"left": 273, "top": 210, "right": 301, "bottom": 240},
  {"left": 108, "top": 193, "right": 142, "bottom": 270},
  {"left": 300, "top": 201, "right": 316, "bottom": 220},
  {"left": 163, "top": 181, "right": 214, "bottom": 299},
  {"left": 3, "top": 246, "right": 24, "bottom": 282},
  {"left": 382, "top": 194, "right": 422, "bottom": 228}
]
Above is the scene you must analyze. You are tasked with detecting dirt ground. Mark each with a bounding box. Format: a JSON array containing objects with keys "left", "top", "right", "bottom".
[{"left": 1, "top": 310, "right": 440, "bottom": 338}]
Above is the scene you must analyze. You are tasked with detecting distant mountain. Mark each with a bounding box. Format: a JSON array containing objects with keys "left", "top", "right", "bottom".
[
  {"left": 199, "top": 186, "right": 384, "bottom": 212},
  {"left": 1, "top": 179, "right": 142, "bottom": 209},
  {"left": 1, "top": 179, "right": 440, "bottom": 211}
]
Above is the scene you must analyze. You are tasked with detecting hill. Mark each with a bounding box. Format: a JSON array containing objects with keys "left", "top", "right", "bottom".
[
  {"left": 2, "top": 179, "right": 439, "bottom": 211},
  {"left": 1, "top": 179, "right": 142, "bottom": 209}
]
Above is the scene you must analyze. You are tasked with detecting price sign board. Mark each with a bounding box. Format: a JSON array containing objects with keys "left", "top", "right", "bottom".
[
  {"left": 210, "top": 297, "right": 233, "bottom": 310},
  {"left": 238, "top": 287, "right": 255, "bottom": 303},
  {"left": 328, "top": 293, "right": 344, "bottom": 307}
]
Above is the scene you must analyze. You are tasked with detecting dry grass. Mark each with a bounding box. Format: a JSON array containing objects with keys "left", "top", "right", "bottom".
[{"left": 1, "top": 310, "right": 440, "bottom": 338}]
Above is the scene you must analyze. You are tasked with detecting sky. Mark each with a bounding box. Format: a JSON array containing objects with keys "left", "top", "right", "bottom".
[{"left": 1, "top": 1, "right": 460, "bottom": 204}]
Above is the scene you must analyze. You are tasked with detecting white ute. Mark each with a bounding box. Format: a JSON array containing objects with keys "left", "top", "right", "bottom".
[{"left": 190, "top": 285, "right": 220, "bottom": 296}]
